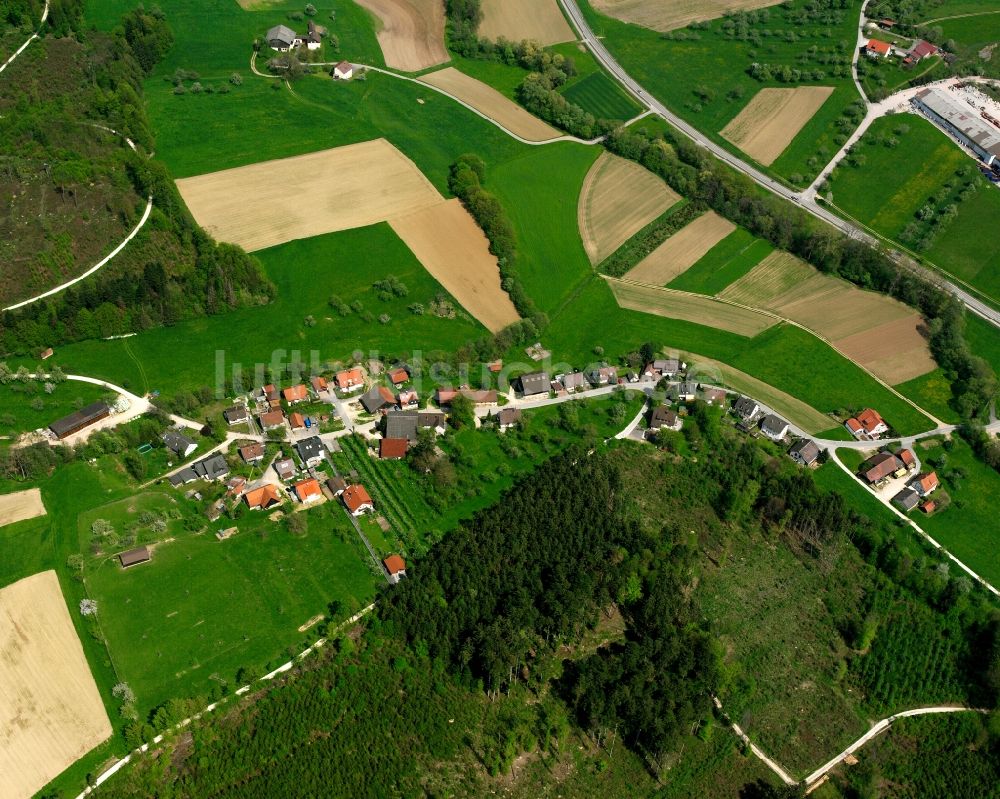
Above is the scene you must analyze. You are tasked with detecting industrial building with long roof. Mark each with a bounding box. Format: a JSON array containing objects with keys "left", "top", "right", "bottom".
[{"left": 913, "top": 87, "right": 1000, "bottom": 167}]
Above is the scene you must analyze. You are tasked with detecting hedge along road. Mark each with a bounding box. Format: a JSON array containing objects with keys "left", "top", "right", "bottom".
[
  {"left": 1, "top": 125, "right": 154, "bottom": 313},
  {"left": 557, "top": 0, "right": 1000, "bottom": 329},
  {"left": 0, "top": 0, "right": 48, "bottom": 75}
]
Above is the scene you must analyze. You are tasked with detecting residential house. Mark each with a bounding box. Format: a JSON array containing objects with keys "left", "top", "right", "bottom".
[
  {"left": 908, "top": 39, "right": 938, "bottom": 62},
  {"left": 385, "top": 411, "right": 419, "bottom": 442},
  {"left": 587, "top": 365, "right": 618, "bottom": 386},
  {"left": 289, "top": 412, "right": 306, "bottom": 431},
  {"left": 418, "top": 411, "right": 446, "bottom": 432},
  {"left": 260, "top": 410, "right": 286, "bottom": 431},
  {"left": 920, "top": 500, "right": 936, "bottom": 514},
  {"left": 560, "top": 372, "right": 588, "bottom": 393},
  {"left": 226, "top": 476, "right": 247, "bottom": 496},
  {"left": 336, "top": 368, "right": 364, "bottom": 392},
  {"left": 266, "top": 24, "right": 299, "bottom": 51},
  {"left": 224, "top": 405, "right": 250, "bottom": 425},
  {"left": 398, "top": 390, "right": 419, "bottom": 408},
  {"left": 119, "top": 546, "right": 150, "bottom": 569},
  {"left": 624, "top": 370, "right": 639, "bottom": 384},
  {"left": 388, "top": 367, "right": 409, "bottom": 386},
  {"left": 326, "top": 476, "right": 347, "bottom": 496},
  {"left": 733, "top": 396, "right": 760, "bottom": 422},
  {"left": 245, "top": 484, "right": 282, "bottom": 510},
  {"left": 163, "top": 430, "right": 197, "bottom": 459},
  {"left": 860, "top": 452, "right": 903, "bottom": 485},
  {"left": 702, "top": 387, "right": 727, "bottom": 406},
  {"left": 274, "top": 458, "right": 297, "bottom": 481},
  {"left": 310, "top": 375, "right": 329, "bottom": 395},
  {"left": 435, "top": 388, "right": 498, "bottom": 406},
  {"left": 295, "top": 435, "right": 325, "bottom": 467},
  {"left": 383, "top": 554, "right": 406, "bottom": 584},
  {"left": 865, "top": 38, "right": 892, "bottom": 58},
  {"left": 647, "top": 358, "right": 681, "bottom": 378},
  {"left": 898, "top": 448, "right": 916, "bottom": 471},
  {"left": 294, "top": 478, "right": 323, "bottom": 504},
  {"left": 239, "top": 442, "right": 264, "bottom": 463},
  {"left": 760, "top": 414, "right": 789, "bottom": 441},
  {"left": 259, "top": 384, "right": 281, "bottom": 407},
  {"left": 193, "top": 453, "right": 229, "bottom": 482},
  {"left": 789, "top": 439, "right": 820, "bottom": 467},
  {"left": 283, "top": 384, "right": 308, "bottom": 404},
  {"left": 380, "top": 438, "right": 409, "bottom": 460},
  {"left": 909, "top": 471, "right": 939, "bottom": 497},
  {"left": 497, "top": 408, "right": 522, "bottom": 431},
  {"left": 48, "top": 401, "right": 110, "bottom": 439},
  {"left": 332, "top": 60, "right": 353, "bottom": 80},
  {"left": 342, "top": 484, "right": 374, "bottom": 516},
  {"left": 892, "top": 488, "right": 920, "bottom": 512},
  {"left": 519, "top": 371, "right": 550, "bottom": 397},
  {"left": 671, "top": 381, "right": 699, "bottom": 402},
  {"left": 649, "top": 405, "right": 681, "bottom": 432},
  {"left": 361, "top": 385, "right": 396, "bottom": 414},
  {"left": 305, "top": 19, "right": 325, "bottom": 50},
  {"left": 845, "top": 408, "right": 888, "bottom": 439}
]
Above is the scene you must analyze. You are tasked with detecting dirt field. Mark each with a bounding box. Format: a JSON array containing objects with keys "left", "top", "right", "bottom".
[
  {"left": 176, "top": 139, "right": 443, "bottom": 252},
  {"left": 622, "top": 211, "right": 736, "bottom": 284},
  {"left": 608, "top": 278, "right": 776, "bottom": 337},
  {"left": 420, "top": 67, "right": 561, "bottom": 141},
  {"left": 0, "top": 488, "right": 46, "bottom": 528},
  {"left": 592, "top": 0, "right": 784, "bottom": 32},
  {"left": 354, "top": 0, "right": 448, "bottom": 72},
  {"left": 720, "top": 86, "right": 834, "bottom": 166},
  {"left": 577, "top": 152, "right": 680, "bottom": 265},
  {"left": 389, "top": 199, "right": 520, "bottom": 333},
  {"left": 0, "top": 571, "right": 112, "bottom": 799},
  {"left": 479, "top": 0, "right": 575, "bottom": 46},
  {"left": 720, "top": 252, "right": 935, "bottom": 383}
]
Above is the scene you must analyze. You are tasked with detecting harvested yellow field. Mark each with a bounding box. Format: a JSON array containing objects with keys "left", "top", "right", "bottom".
[
  {"left": 0, "top": 488, "right": 45, "bottom": 528},
  {"left": 421, "top": 68, "right": 560, "bottom": 142},
  {"left": 720, "top": 86, "right": 834, "bottom": 166},
  {"left": 354, "top": 0, "right": 448, "bottom": 72},
  {"left": 720, "top": 252, "right": 935, "bottom": 383},
  {"left": 578, "top": 152, "right": 680, "bottom": 265},
  {"left": 623, "top": 211, "right": 735, "bottom": 284},
  {"left": 608, "top": 278, "right": 775, "bottom": 337},
  {"left": 390, "top": 199, "right": 520, "bottom": 333},
  {"left": 592, "top": 0, "right": 784, "bottom": 32},
  {"left": 479, "top": 0, "right": 575, "bottom": 45},
  {"left": 0, "top": 571, "right": 112, "bottom": 799},
  {"left": 176, "top": 140, "right": 443, "bottom": 252}
]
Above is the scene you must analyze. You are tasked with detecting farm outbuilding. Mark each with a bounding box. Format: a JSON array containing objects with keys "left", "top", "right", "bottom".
[
  {"left": 119, "top": 546, "right": 150, "bottom": 569},
  {"left": 48, "top": 402, "right": 110, "bottom": 440},
  {"left": 333, "top": 60, "right": 354, "bottom": 80}
]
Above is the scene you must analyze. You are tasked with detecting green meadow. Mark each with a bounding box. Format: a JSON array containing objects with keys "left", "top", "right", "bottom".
[
  {"left": 0, "top": 379, "right": 109, "bottom": 438},
  {"left": 560, "top": 70, "right": 641, "bottom": 121},
  {"left": 667, "top": 229, "right": 773, "bottom": 296}
]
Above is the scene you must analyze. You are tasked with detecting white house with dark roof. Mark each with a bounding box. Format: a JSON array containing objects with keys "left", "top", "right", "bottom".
[{"left": 265, "top": 24, "right": 300, "bottom": 52}]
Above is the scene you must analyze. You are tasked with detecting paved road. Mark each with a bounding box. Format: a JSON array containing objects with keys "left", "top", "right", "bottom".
[{"left": 558, "top": 0, "right": 1000, "bottom": 328}]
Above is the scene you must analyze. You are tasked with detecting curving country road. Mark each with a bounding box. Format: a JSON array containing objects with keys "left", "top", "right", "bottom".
[
  {"left": 557, "top": 0, "right": 1000, "bottom": 328},
  {"left": 0, "top": 0, "right": 48, "bottom": 75}
]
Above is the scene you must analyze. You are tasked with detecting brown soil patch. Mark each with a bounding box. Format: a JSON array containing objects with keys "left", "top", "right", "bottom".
[
  {"left": 623, "top": 211, "right": 735, "bottom": 284},
  {"left": 390, "top": 199, "right": 520, "bottom": 333},
  {"left": 0, "top": 488, "right": 46, "bottom": 528},
  {"left": 176, "top": 139, "right": 443, "bottom": 252},
  {"left": 720, "top": 251, "right": 935, "bottom": 383},
  {"left": 592, "top": 0, "right": 784, "bottom": 32},
  {"left": 720, "top": 86, "right": 835, "bottom": 166},
  {"left": 479, "top": 0, "right": 575, "bottom": 46},
  {"left": 420, "top": 67, "right": 561, "bottom": 141},
  {"left": 577, "top": 151, "right": 680, "bottom": 265},
  {"left": 0, "top": 571, "right": 112, "bottom": 799},
  {"left": 608, "top": 278, "right": 776, "bottom": 337},
  {"left": 354, "top": 0, "right": 448, "bottom": 72}
]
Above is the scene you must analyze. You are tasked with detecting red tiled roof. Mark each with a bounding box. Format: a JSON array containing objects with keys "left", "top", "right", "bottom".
[
  {"left": 289, "top": 412, "right": 305, "bottom": 429},
  {"left": 245, "top": 484, "right": 281, "bottom": 509},
  {"left": 488, "top": 360, "right": 503, "bottom": 373},
  {"left": 911, "top": 39, "right": 937, "bottom": 58},
  {"left": 845, "top": 418, "right": 863, "bottom": 433},
  {"left": 260, "top": 410, "right": 285, "bottom": 428},
  {"left": 342, "top": 484, "right": 373, "bottom": 513},
  {"left": 920, "top": 500, "right": 936, "bottom": 513},
  {"left": 899, "top": 448, "right": 915, "bottom": 467},
  {"left": 388, "top": 368, "right": 408, "bottom": 385},
  {"left": 380, "top": 438, "right": 409, "bottom": 459},
  {"left": 336, "top": 368, "right": 363, "bottom": 387},
  {"left": 239, "top": 443, "right": 264, "bottom": 461},
  {"left": 915, "top": 471, "right": 938, "bottom": 493},
  {"left": 294, "top": 478, "right": 322, "bottom": 502},
  {"left": 311, "top": 376, "right": 328, "bottom": 392},
  {"left": 383, "top": 554, "right": 406, "bottom": 575},
  {"left": 867, "top": 38, "right": 891, "bottom": 55},
  {"left": 857, "top": 408, "right": 884, "bottom": 433},
  {"left": 398, "top": 390, "right": 418, "bottom": 406},
  {"left": 379, "top": 386, "right": 395, "bottom": 404},
  {"left": 283, "top": 384, "right": 308, "bottom": 402}
]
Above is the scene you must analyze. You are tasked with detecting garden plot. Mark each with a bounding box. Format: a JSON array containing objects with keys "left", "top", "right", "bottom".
[
  {"left": 591, "top": 0, "right": 784, "bottom": 32},
  {"left": 175, "top": 139, "right": 443, "bottom": 252},
  {"left": 354, "top": 0, "right": 448, "bottom": 72},
  {"left": 720, "top": 252, "right": 935, "bottom": 383},
  {"left": 577, "top": 151, "right": 680, "bottom": 264},
  {"left": 608, "top": 278, "right": 776, "bottom": 337},
  {"left": 478, "top": 0, "right": 575, "bottom": 46},
  {"left": 389, "top": 199, "right": 520, "bottom": 333},
  {"left": 420, "top": 67, "right": 561, "bottom": 141},
  {"left": 623, "top": 211, "right": 735, "bottom": 284},
  {"left": 0, "top": 488, "right": 46, "bottom": 528},
  {"left": 720, "top": 86, "right": 834, "bottom": 166},
  {"left": 0, "top": 571, "right": 112, "bottom": 799}
]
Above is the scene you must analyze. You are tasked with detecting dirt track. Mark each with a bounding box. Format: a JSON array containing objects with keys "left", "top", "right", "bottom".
[
  {"left": 0, "top": 571, "right": 112, "bottom": 799},
  {"left": 0, "top": 488, "right": 46, "bottom": 528},
  {"left": 420, "top": 67, "right": 561, "bottom": 142},
  {"left": 592, "top": 0, "right": 783, "bottom": 32},
  {"left": 721, "top": 86, "right": 834, "bottom": 166},
  {"left": 390, "top": 199, "right": 520, "bottom": 333},
  {"left": 479, "top": 0, "right": 575, "bottom": 45},
  {"left": 176, "top": 139, "right": 443, "bottom": 252},
  {"left": 354, "top": 0, "right": 448, "bottom": 72}
]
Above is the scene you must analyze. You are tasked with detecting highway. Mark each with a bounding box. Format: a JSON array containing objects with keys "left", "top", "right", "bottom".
[{"left": 558, "top": 0, "right": 1000, "bottom": 328}]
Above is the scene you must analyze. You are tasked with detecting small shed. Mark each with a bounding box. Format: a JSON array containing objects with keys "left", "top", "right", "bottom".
[{"left": 119, "top": 546, "right": 151, "bottom": 569}]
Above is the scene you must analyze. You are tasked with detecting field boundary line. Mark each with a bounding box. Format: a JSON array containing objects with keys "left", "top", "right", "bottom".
[
  {"left": 606, "top": 275, "right": 944, "bottom": 428},
  {"left": 72, "top": 603, "right": 378, "bottom": 799},
  {"left": 0, "top": 0, "right": 48, "bottom": 75},
  {"left": 921, "top": 9, "right": 1000, "bottom": 25}
]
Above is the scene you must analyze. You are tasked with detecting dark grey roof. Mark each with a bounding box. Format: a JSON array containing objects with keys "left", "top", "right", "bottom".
[
  {"left": 892, "top": 488, "right": 920, "bottom": 511},
  {"left": 119, "top": 546, "right": 150, "bottom": 567},
  {"left": 266, "top": 24, "right": 298, "bottom": 46},
  {"left": 385, "top": 411, "right": 420, "bottom": 442},
  {"left": 169, "top": 467, "right": 198, "bottom": 487},
  {"left": 296, "top": 435, "right": 325, "bottom": 463},
  {"left": 734, "top": 396, "right": 759, "bottom": 419},
  {"left": 561, "top": 372, "right": 588, "bottom": 390},
  {"left": 653, "top": 358, "right": 680, "bottom": 373},
  {"left": 417, "top": 411, "right": 445, "bottom": 429},
  {"left": 498, "top": 408, "right": 522, "bottom": 426},
  {"left": 520, "top": 372, "right": 550, "bottom": 396},
  {"left": 194, "top": 453, "right": 230, "bottom": 481},
  {"left": 162, "top": 430, "right": 197, "bottom": 456},
  {"left": 224, "top": 405, "right": 249, "bottom": 423},
  {"left": 789, "top": 439, "right": 820, "bottom": 464},
  {"left": 760, "top": 414, "right": 788, "bottom": 437},
  {"left": 49, "top": 401, "right": 110, "bottom": 438},
  {"left": 360, "top": 385, "right": 392, "bottom": 414},
  {"left": 650, "top": 405, "right": 677, "bottom": 429}
]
